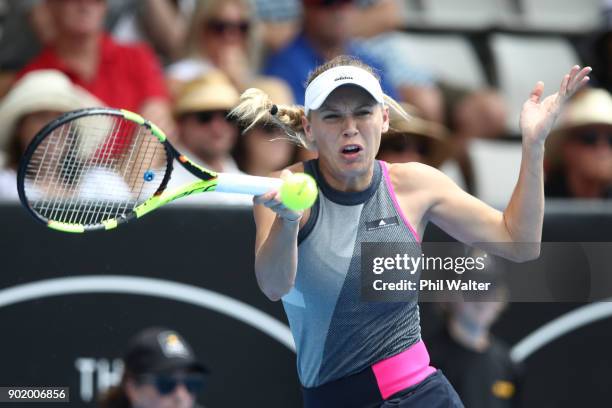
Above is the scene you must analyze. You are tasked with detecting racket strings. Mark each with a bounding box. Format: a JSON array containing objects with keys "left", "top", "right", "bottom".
[
  {"left": 71, "top": 117, "right": 123, "bottom": 225},
  {"left": 122, "top": 124, "right": 155, "bottom": 212},
  {"left": 38, "top": 123, "right": 77, "bottom": 221},
  {"left": 24, "top": 114, "right": 168, "bottom": 226},
  {"left": 81, "top": 115, "right": 130, "bottom": 225},
  {"left": 46, "top": 119, "right": 115, "bottom": 224}
]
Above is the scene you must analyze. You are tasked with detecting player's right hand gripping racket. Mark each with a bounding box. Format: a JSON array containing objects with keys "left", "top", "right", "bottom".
[{"left": 17, "top": 108, "right": 312, "bottom": 233}]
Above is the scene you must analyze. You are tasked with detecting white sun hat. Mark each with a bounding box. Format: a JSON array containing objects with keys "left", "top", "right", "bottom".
[{"left": 0, "top": 69, "right": 103, "bottom": 154}]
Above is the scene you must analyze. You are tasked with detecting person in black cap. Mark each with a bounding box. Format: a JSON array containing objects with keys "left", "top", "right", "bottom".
[
  {"left": 428, "top": 252, "right": 523, "bottom": 408},
  {"left": 98, "top": 327, "right": 209, "bottom": 408}
]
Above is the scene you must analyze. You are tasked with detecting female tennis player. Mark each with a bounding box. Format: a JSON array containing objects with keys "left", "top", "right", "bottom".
[{"left": 232, "top": 55, "right": 590, "bottom": 407}]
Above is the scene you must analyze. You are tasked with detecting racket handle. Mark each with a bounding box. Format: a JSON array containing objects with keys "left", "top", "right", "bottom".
[{"left": 215, "top": 173, "right": 284, "bottom": 195}]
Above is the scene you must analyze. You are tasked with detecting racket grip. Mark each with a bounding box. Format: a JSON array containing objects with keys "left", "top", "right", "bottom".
[{"left": 215, "top": 173, "right": 284, "bottom": 195}]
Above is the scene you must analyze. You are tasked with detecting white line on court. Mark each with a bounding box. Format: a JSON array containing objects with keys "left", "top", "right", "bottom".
[
  {"left": 0, "top": 275, "right": 296, "bottom": 352},
  {"left": 511, "top": 299, "right": 612, "bottom": 362}
]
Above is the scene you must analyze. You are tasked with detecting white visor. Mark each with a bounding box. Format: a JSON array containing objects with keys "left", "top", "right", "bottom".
[{"left": 304, "top": 65, "right": 385, "bottom": 115}]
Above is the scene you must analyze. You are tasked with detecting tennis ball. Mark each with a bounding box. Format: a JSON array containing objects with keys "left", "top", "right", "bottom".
[{"left": 280, "top": 173, "right": 318, "bottom": 211}]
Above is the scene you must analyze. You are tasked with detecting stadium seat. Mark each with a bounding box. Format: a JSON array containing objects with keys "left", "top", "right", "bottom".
[
  {"left": 392, "top": 32, "right": 487, "bottom": 89},
  {"left": 489, "top": 33, "right": 582, "bottom": 133},
  {"left": 470, "top": 138, "right": 523, "bottom": 207},
  {"left": 417, "top": 0, "right": 518, "bottom": 28},
  {"left": 518, "top": 0, "right": 602, "bottom": 31},
  {"left": 440, "top": 138, "right": 523, "bottom": 207}
]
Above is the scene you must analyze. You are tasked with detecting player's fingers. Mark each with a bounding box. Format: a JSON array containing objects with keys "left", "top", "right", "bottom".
[
  {"left": 569, "top": 64, "right": 581, "bottom": 77},
  {"left": 280, "top": 169, "right": 294, "bottom": 181},
  {"left": 569, "top": 66, "right": 592, "bottom": 91},
  {"left": 529, "top": 81, "right": 544, "bottom": 103},
  {"left": 559, "top": 74, "right": 570, "bottom": 97},
  {"left": 253, "top": 190, "right": 277, "bottom": 205},
  {"left": 580, "top": 76, "right": 591, "bottom": 87},
  {"left": 272, "top": 190, "right": 284, "bottom": 204}
]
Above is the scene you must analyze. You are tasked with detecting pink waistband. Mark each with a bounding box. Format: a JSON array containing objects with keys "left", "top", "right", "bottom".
[{"left": 371, "top": 340, "right": 437, "bottom": 400}]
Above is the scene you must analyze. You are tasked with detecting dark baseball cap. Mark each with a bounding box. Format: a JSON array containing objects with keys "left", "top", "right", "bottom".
[{"left": 123, "top": 327, "right": 209, "bottom": 376}]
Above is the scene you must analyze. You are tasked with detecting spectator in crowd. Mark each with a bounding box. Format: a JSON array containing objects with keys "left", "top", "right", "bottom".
[
  {"left": 263, "top": 0, "right": 399, "bottom": 105},
  {"left": 446, "top": 88, "right": 508, "bottom": 142},
  {"left": 377, "top": 102, "right": 451, "bottom": 168},
  {"left": 257, "top": 0, "right": 442, "bottom": 121},
  {"left": 0, "top": 70, "right": 103, "bottom": 200},
  {"left": 251, "top": 0, "right": 301, "bottom": 52},
  {"left": 0, "top": 1, "right": 53, "bottom": 72},
  {"left": 17, "top": 0, "right": 175, "bottom": 138},
  {"left": 99, "top": 327, "right": 209, "bottom": 408},
  {"left": 0, "top": 0, "right": 54, "bottom": 97},
  {"left": 232, "top": 77, "right": 299, "bottom": 176},
  {"left": 428, "top": 253, "right": 523, "bottom": 408},
  {"left": 106, "top": 0, "right": 192, "bottom": 63},
  {"left": 442, "top": 87, "right": 509, "bottom": 194},
  {"left": 253, "top": 0, "right": 406, "bottom": 52},
  {"left": 344, "top": 0, "right": 405, "bottom": 38},
  {"left": 169, "top": 70, "right": 252, "bottom": 205},
  {"left": 545, "top": 88, "right": 612, "bottom": 198},
  {"left": 166, "top": 0, "right": 261, "bottom": 93},
  {"left": 0, "top": 0, "right": 190, "bottom": 76}
]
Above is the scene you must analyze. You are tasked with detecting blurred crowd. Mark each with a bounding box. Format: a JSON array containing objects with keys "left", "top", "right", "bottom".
[
  {"left": 0, "top": 0, "right": 611, "bottom": 205},
  {"left": 0, "top": 2, "right": 609, "bottom": 407}
]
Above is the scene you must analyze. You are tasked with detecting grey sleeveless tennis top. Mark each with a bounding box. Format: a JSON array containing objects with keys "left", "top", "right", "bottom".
[{"left": 281, "top": 159, "right": 422, "bottom": 387}]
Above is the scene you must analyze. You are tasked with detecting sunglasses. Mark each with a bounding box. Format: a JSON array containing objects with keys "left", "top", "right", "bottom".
[
  {"left": 572, "top": 131, "right": 612, "bottom": 148},
  {"left": 381, "top": 135, "right": 429, "bottom": 156},
  {"left": 138, "top": 374, "right": 206, "bottom": 396},
  {"left": 206, "top": 19, "right": 250, "bottom": 35},
  {"left": 185, "top": 110, "right": 231, "bottom": 124}
]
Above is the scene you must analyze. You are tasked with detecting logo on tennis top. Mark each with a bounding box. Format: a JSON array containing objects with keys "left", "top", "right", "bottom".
[
  {"left": 334, "top": 76, "right": 354, "bottom": 81},
  {"left": 366, "top": 216, "right": 399, "bottom": 231}
]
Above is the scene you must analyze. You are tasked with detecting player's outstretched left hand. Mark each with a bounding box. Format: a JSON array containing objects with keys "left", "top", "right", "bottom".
[{"left": 520, "top": 65, "right": 591, "bottom": 147}]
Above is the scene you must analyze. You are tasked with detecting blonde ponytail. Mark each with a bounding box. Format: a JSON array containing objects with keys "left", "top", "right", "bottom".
[
  {"left": 383, "top": 94, "right": 411, "bottom": 125},
  {"left": 229, "top": 88, "right": 309, "bottom": 148}
]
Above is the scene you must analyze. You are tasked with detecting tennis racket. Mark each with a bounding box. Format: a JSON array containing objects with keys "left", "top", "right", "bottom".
[{"left": 17, "top": 107, "right": 303, "bottom": 233}]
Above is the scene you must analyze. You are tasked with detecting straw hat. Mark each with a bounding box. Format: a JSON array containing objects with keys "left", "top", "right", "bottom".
[
  {"left": 383, "top": 103, "right": 452, "bottom": 168},
  {"left": 545, "top": 88, "right": 612, "bottom": 169},
  {"left": 174, "top": 70, "right": 240, "bottom": 116},
  {"left": 0, "top": 69, "right": 103, "bottom": 153},
  {"left": 247, "top": 76, "right": 294, "bottom": 106}
]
